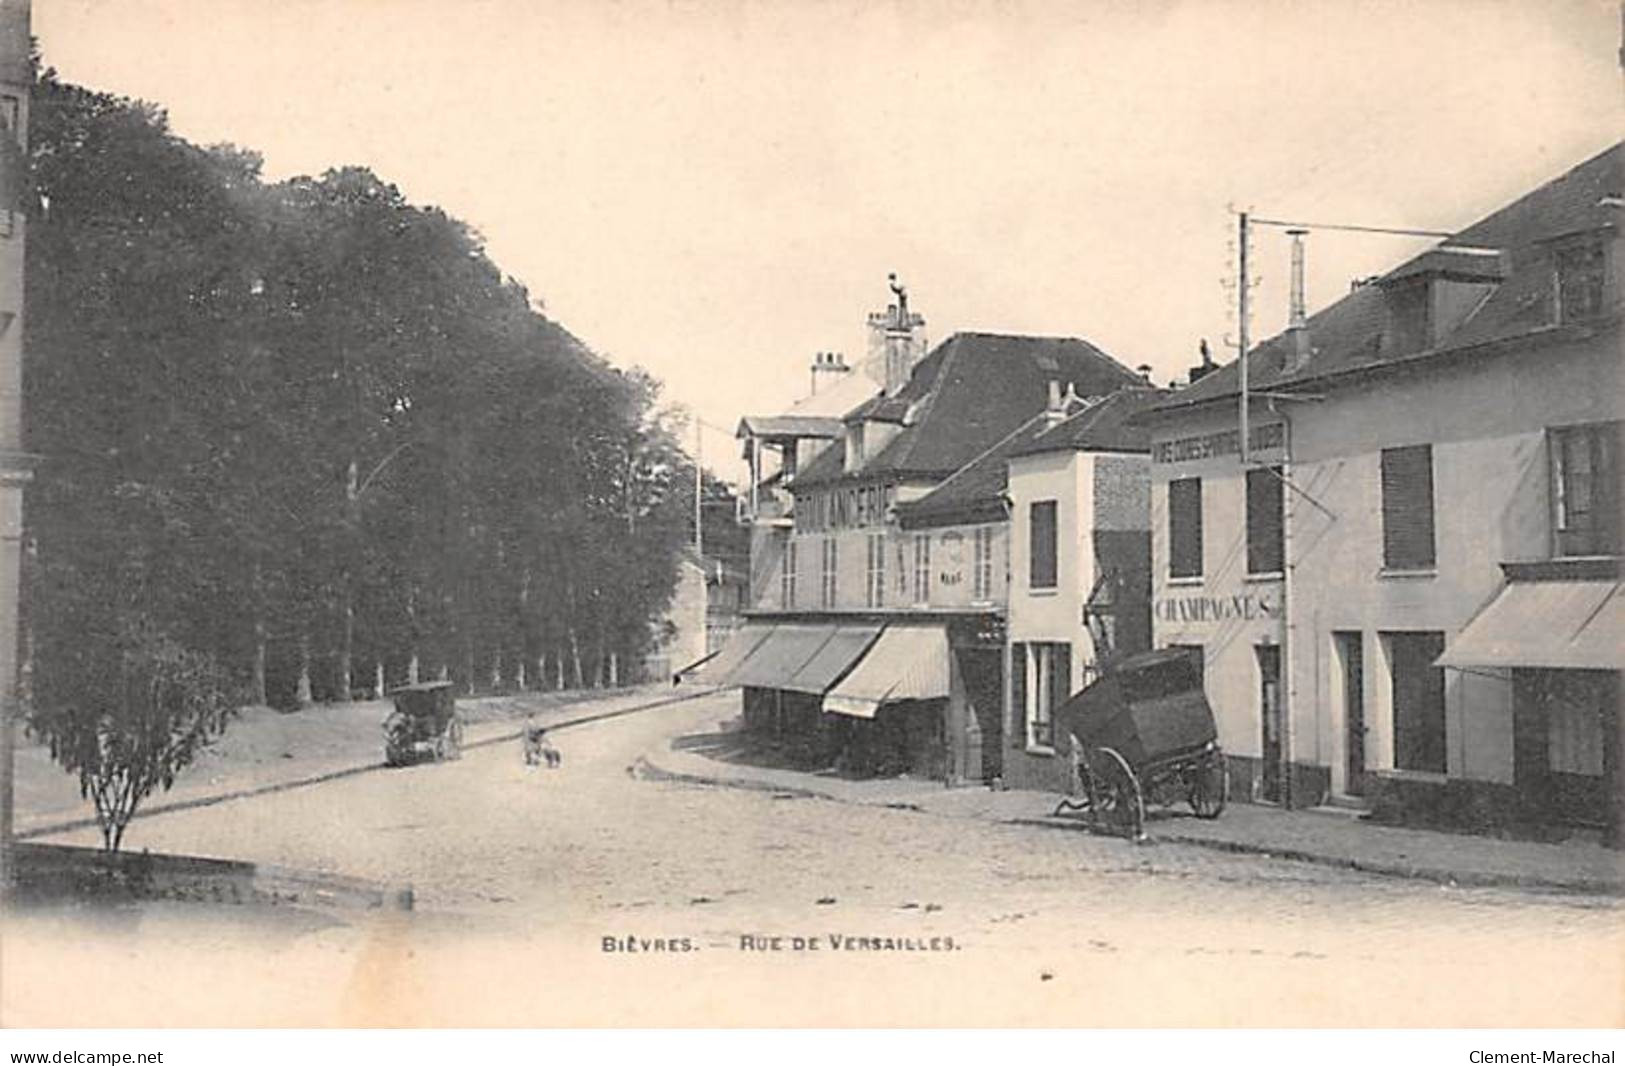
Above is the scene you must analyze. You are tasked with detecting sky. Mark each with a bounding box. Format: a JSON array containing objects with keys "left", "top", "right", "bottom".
[{"left": 34, "top": 0, "right": 1623, "bottom": 484}]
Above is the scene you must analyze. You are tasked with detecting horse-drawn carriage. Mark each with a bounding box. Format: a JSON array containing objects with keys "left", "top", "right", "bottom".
[
  {"left": 1052, "top": 648, "right": 1228, "bottom": 841},
  {"left": 383, "top": 680, "right": 465, "bottom": 767}
]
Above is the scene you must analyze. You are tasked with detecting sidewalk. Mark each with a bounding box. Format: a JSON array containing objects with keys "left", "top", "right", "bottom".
[
  {"left": 16, "top": 683, "right": 715, "bottom": 841},
  {"left": 637, "top": 730, "right": 1625, "bottom": 897}
]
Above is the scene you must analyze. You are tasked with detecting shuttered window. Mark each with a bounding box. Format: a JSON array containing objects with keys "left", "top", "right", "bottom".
[
  {"left": 1168, "top": 478, "right": 1203, "bottom": 578},
  {"left": 912, "top": 533, "right": 931, "bottom": 604},
  {"left": 1010, "top": 642, "right": 1027, "bottom": 749},
  {"left": 1246, "top": 467, "right": 1284, "bottom": 575},
  {"left": 1016, "top": 641, "right": 1071, "bottom": 750},
  {"left": 1551, "top": 422, "right": 1621, "bottom": 557},
  {"left": 780, "top": 541, "right": 797, "bottom": 608},
  {"left": 1029, "top": 500, "right": 1058, "bottom": 589},
  {"left": 1381, "top": 445, "right": 1436, "bottom": 570},
  {"left": 972, "top": 525, "right": 993, "bottom": 601},
  {"left": 865, "top": 533, "right": 885, "bottom": 608},
  {"left": 820, "top": 536, "right": 838, "bottom": 608}
]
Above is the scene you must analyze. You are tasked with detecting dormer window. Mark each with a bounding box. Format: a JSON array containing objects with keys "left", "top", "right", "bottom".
[
  {"left": 843, "top": 424, "right": 865, "bottom": 473},
  {"left": 1384, "top": 280, "right": 1430, "bottom": 355},
  {"left": 1554, "top": 240, "right": 1605, "bottom": 323}
]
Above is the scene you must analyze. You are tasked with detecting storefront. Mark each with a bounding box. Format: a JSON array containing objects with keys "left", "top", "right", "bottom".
[
  {"left": 1437, "top": 564, "right": 1624, "bottom": 841},
  {"left": 699, "top": 614, "right": 1003, "bottom": 783}
]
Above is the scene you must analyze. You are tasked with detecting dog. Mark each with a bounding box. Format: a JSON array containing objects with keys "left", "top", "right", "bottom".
[{"left": 522, "top": 723, "right": 562, "bottom": 769}]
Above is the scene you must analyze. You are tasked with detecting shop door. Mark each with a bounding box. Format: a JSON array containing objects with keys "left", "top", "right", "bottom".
[
  {"left": 961, "top": 649, "right": 1003, "bottom": 780},
  {"left": 1388, "top": 632, "right": 1447, "bottom": 774},
  {"left": 1257, "top": 645, "right": 1283, "bottom": 803},
  {"left": 1335, "top": 632, "right": 1367, "bottom": 796},
  {"left": 1523, "top": 669, "right": 1618, "bottom": 828}
]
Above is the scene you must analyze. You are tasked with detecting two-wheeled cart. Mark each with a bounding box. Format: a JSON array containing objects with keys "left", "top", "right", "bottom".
[{"left": 1052, "top": 648, "right": 1228, "bottom": 841}]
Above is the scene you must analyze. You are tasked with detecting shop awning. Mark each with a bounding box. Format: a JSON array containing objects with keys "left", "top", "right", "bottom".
[
  {"left": 688, "top": 622, "right": 776, "bottom": 685},
  {"left": 782, "top": 623, "right": 883, "bottom": 694},
  {"left": 824, "top": 624, "right": 952, "bottom": 719},
  {"left": 730, "top": 623, "right": 842, "bottom": 690},
  {"left": 1436, "top": 579, "right": 1625, "bottom": 671}
]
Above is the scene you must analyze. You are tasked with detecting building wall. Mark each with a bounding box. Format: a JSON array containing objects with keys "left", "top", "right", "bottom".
[
  {"left": 754, "top": 520, "right": 1010, "bottom": 614},
  {"left": 1003, "top": 450, "right": 1152, "bottom": 791},
  {"left": 644, "top": 560, "right": 709, "bottom": 682},
  {"left": 1150, "top": 333, "right": 1622, "bottom": 806}
]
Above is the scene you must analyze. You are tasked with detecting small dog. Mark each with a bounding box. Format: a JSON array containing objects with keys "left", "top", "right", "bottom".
[{"left": 523, "top": 723, "right": 562, "bottom": 769}]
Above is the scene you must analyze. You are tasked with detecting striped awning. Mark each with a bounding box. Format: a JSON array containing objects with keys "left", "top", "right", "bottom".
[
  {"left": 1436, "top": 579, "right": 1625, "bottom": 671},
  {"left": 688, "top": 622, "right": 776, "bottom": 685},
  {"left": 730, "top": 624, "right": 840, "bottom": 690},
  {"left": 782, "top": 623, "right": 883, "bottom": 694},
  {"left": 823, "top": 624, "right": 952, "bottom": 719}
]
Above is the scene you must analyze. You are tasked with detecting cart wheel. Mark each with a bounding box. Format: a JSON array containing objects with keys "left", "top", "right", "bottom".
[
  {"left": 1090, "top": 747, "right": 1146, "bottom": 842},
  {"left": 1188, "top": 748, "right": 1228, "bottom": 819}
]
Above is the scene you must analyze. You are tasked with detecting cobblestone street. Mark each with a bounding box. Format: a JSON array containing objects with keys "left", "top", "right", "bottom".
[{"left": 4, "top": 692, "right": 1620, "bottom": 1027}]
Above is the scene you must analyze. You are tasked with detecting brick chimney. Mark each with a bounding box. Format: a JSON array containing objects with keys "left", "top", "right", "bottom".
[
  {"left": 867, "top": 273, "right": 927, "bottom": 397},
  {"left": 809, "top": 350, "right": 850, "bottom": 396}
]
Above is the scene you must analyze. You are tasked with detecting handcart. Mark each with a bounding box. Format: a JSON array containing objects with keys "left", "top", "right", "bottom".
[{"left": 1051, "top": 648, "right": 1228, "bottom": 841}]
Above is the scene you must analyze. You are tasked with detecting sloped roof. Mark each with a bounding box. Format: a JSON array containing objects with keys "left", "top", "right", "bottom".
[
  {"left": 784, "top": 367, "right": 881, "bottom": 419},
  {"left": 894, "top": 412, "right": 1054, "bottom": 529},
  {"left": 897, "top": 387, "right": 1166, "bottom": 529},
  {"left": 793, "top": 331, "right": 1144, "bottom": 488},
  {"left": 1013, "top": 386, "right": 1167, "bottom": 457},
  {"left": 1155, "top": 141, "right": 1623, "bottom": 416},
  {"left": 736, "top": 415, "right": 842, "bottom": 440}
]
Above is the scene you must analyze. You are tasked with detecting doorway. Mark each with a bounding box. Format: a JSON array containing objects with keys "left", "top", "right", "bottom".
[
  {"left": 1385, "top": 631, "right": 1447, "bottom": 774},
  {"left": 1335, "top": 632, "right": 1366, "bottom": 796},
  {"left": 1257, "top": 644, "right": 1283, "bottom": 803}
]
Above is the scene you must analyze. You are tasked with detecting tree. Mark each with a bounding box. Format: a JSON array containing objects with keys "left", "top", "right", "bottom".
[{"left": 27, "top": 615, "right": 235, "bottom": 852}]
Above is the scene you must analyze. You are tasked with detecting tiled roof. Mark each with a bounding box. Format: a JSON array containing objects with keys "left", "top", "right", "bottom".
[
  {"left": 897, "top": 387, "right": 1166, "bottom": 529},
  {"left": 894, "top": 412, "right": 1054, "bottom": 529},
  {"left": 792, "top": 331, "right": 1144, "bottom": 488},
  {"left": 735, "top": 415, "right": 842, "bottom": 440},
  {"left": 1155, "top": 142, "right": 1623, "bottom": 415},
  {"left": 1013, "top": 386, "right": 1167, "bottom": 457}
]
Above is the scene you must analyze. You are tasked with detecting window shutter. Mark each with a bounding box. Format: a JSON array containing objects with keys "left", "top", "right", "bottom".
[
  {"left": 1030, "top": 500, "right": 1058, "bottom": 589},
  {"left": 1169, "top": 478, "right": 1203, "bottom": 578},
  {"left": 1246, "top": 467, "right": 1284, "bottom": 574},
  {"left": 1051, "top": 642, "right": 1072, "bottom": 709},
  {"left": 1380, "top": 445, "right": 1435, "bottom": 569},
  {"left": 1011, "top": 643, "right": 1027, "bottom": 746}
]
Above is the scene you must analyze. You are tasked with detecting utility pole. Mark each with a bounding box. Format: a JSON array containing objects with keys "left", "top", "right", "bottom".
[
  {"left": 694, "top": 417, "right": 703, "bottom": 557},
  {"left": 0, "top": 0, "right": 31, "bottom": 895},
  {"left": 1237, "top": 210, "right": 1250, "bottom": 464}
]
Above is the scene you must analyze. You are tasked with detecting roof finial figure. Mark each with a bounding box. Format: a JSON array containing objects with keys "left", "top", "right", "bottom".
[{"left": 888, "top": 271, "right": 909, "bottom": 324}]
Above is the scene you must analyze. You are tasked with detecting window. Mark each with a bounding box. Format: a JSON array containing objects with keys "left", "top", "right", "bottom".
[
  {"left": 1385, "top": 631, "right": 1446, "bottom": 774},
  {"left": 1029, "top": 500, "right": 1058, "bottom": 589},
  {"left": 1168, "top": 478, "right": 1203, "bottom": 579},
  {"left": 972, "top": 526, "right": 994, "bottom": 601},
  {"left": 1380, "top": 445, "right": 1436, "bottom": 570},
  {"left": 820, "top": 536, "right": 838, "bottom": 608},
  {"left": 865, "top": 533, "right": 885, "bottom": 608},
  {"left": 780, "top": 541, "right": 797, "bottom": 609},
  {"left": 1246, "top": 467, "right": 1284, "bottom": 575},
  {"left": 1013, "top": 641, "right": 1071, "bottom": 750},
  {"left": 1551, "top": 422, "right": 1621, "bottom": 557},
  {"left": 912, "top": 533, "right": 931, "bottom": 604},
  {"left": 1555, "top": 241, "right": 1605, "bottom": 323}
]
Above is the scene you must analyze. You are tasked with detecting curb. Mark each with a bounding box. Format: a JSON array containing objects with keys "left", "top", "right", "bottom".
[
  {"left": 628, "top": 755, "right": 835, "bottom": 802},
  {"left": 10, "top": 841, "right": 413, "bottom": 912},
  {"left": 636, "top": 750, "right": 1625, "bottom": 898},
  {"left": 19, "top": 686, "right": 724, "bottom": 842}
]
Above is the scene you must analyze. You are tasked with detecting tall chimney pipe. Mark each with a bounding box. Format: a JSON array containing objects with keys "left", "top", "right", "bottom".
[{"left": 1286, "top": 228, "right": 1310, "bottom": 373}]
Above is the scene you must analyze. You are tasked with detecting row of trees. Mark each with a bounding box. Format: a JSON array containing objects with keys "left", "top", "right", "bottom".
[{"left": 22, "top": 62, "right": 743, "bottom": 784}]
